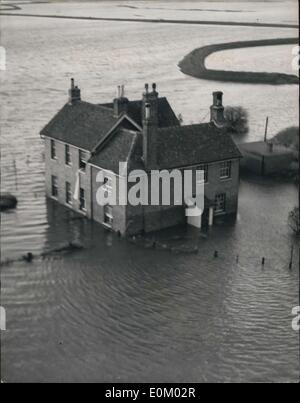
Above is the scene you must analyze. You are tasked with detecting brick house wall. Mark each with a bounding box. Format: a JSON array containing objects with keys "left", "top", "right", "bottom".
[
  {"left": 90, "top": 165, "right": 127, "bottom": 234},
  {"left": 45, "top": 137, "right": 92, "bottom": 218},
  {"left": 45, "top": 139, "right": 239, "bottom": 236},
  {"left": 89, "top": 158, "right": 239, "bottom": 235},
  {"left": 204, "top": 158, "right": 240, "bottom": 216}
]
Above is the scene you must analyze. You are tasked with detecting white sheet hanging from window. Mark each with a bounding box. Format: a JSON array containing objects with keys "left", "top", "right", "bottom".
[{"left": 73, "top": 170, "right": 80, "bottom": 201}]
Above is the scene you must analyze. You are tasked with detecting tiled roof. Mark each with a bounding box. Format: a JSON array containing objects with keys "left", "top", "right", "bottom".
[
  {"left": 40, "top": 101, "right": 119, "bottom": 151},
  {"left": 239, "top": 141, "right": 294, "bottom": 157},
  {"left": 89, "top": 129, "right": 144, "bottom": 173},
  {"left": 41, "top": 97, "right": 179, "bottom": 151},
  {"left": 41, "top": 97, "right": 240, "bottom": 172},
  {"left": 156, "top": 123, "right": 242, "bottom": 168},
  {"left": 100, "top": 97, "right": 180, "bottom": 128}
]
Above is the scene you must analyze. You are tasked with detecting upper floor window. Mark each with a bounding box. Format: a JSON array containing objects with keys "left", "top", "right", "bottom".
[
  {"left": 220, "top": 161, "right": 231, "bottom": 179},
  {"left": 65, "top": 145, "right": 71, "bottom": 165},
  {"left": 51, "top": 140, "right": 56, "bottom": 160},
  {"left": 79, "top": 150, "right": 87, "bottom": 171},
  {"left": 197, "top": 164, "right": 208, "bottom": 183},
  {"left": 51, "top": 175, "right": 58, "bottom": 198}
]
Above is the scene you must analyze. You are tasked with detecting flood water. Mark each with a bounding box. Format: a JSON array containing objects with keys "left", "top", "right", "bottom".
[{"left": 0, "top": 1, "right": 299, "bottom": 383}]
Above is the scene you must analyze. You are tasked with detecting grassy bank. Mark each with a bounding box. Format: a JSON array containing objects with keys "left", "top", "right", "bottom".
[{"left": 179, "top": 37, "right": 299, "bottom": 85}]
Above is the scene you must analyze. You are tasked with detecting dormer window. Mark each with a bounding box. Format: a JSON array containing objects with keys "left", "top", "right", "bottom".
[{"left": 79, "top": 149, "right": 87, "bottom": 171}]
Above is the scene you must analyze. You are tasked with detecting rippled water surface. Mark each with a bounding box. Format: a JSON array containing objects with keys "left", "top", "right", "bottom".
[{"left": 0, "top": 1, "right": 299, "bottom": 383}]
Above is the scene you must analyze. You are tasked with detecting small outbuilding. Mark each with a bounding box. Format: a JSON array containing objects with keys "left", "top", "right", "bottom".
[{"left": 239, "top": 141, "right": 295, "bottom": 175}]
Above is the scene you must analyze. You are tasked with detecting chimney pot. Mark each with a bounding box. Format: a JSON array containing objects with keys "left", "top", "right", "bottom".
[
  {"left": 69, "top": 79, "right": 81, "bottom": 105},
  {"left": 213, "top": 91, "right": 223, "bottom": 107},
  {"left": 210, "top": 91, "right": 225, "bottom": 126}
]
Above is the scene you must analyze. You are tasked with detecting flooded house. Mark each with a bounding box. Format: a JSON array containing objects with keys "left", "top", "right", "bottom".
[{"left": 41, "top": 80, "right": 242, "bottom": 235}]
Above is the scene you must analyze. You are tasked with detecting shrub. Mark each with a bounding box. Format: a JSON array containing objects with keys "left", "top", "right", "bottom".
[{"left": 224, "top": 106, "right": 249, "bottom": 136}]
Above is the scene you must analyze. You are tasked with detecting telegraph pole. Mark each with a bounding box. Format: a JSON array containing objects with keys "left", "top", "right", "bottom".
[{"left": 264, "top": 116, "right": 269, "bottom": 142}]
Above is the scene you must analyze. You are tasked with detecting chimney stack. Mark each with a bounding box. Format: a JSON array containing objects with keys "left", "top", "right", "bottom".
[
  {"left": 142, "top": 83, "right": 159, "bottom": 169},
  {"left": 113, "top": 84, "right": 129, "bottom": 118},
  {"left": 210, "top": 91, "right": 225, "bottom": 127},
  {"left": 68, "top": 78, "right": 81, "bottom": 105}
]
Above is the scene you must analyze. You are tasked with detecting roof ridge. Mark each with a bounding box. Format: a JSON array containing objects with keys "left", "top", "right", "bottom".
[{"left": 157, "top": 122, "right": 212, "bottom": 132}]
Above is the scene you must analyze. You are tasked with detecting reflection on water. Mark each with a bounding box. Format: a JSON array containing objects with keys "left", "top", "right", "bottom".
[{"left": 0, "top": 2, "right": 299, "bottom": 382}]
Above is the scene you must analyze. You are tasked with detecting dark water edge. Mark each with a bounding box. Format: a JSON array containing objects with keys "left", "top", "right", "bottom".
[{"left": 179, "top": 38, "right": 299, "bottom": 85}]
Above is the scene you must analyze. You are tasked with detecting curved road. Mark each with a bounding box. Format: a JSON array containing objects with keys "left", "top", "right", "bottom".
[{"left": 178, "top": 37, "right": 299, "bottom": 85}]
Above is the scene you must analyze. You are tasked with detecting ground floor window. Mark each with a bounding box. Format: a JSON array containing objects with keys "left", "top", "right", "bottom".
[
  {"left": 51, "top": 175, "right": 58, "bottom": 198},
  {"left": 79, "top": 188, "right": 86, "bottom": 211},
  {"left": 66, "top": 181, "right": 72, "bottom": 205},
  {"left": 214, "top": 193, "right": 226, "bottom": 214},
  {"left": 104, "top": 205, "right": 113, "bottom": 227}
]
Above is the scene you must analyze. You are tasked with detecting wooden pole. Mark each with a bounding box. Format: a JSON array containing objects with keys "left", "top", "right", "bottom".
[{"left": 264, "top": 116, "right": 269, "bottom": 142}]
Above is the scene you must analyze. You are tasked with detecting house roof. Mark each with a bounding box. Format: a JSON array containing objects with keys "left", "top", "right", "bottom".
[
  {"left": 89, "top": 122, "right": 241, "bottom": 174},
  {"left": 239, "top": 141, "right": 294, "bottom": 157},
  {"left": 156, "top": 123, "right": 242, "bottom": 169},
  {"left": 41, "top": 97, "right": 179, "bottom": 151},
  {"left": 41, "top": 94, "right": 240, "bottom": 172},
  {"left": 100, "top": 97, "right": 180, "bottom": 128},
  {"left": 89, "top": 129, "right": 144, "bottom": 173},
  {"left": 41, "top": 101, "right": 119, "bottom": 151}
]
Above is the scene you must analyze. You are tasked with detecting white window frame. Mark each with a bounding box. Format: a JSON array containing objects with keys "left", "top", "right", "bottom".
[{"left": 220, "top": 161, "right": 231, "bottom": 179}]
